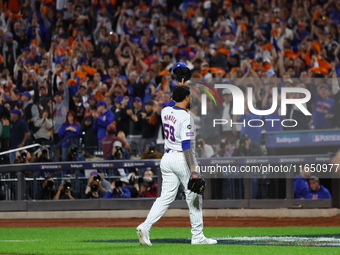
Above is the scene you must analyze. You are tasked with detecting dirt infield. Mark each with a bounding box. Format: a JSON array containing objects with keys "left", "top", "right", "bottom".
[{"left": 2, "top": 216, "right": 340, "bottom": 228}]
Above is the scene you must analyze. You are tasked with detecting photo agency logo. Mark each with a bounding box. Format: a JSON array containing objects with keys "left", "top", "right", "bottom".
[
  {"left": 197, "top": 82, "right": 223, "bottom": 113},
  {"left": 196, "top": 82, "right": 312, "bottom": 129}
]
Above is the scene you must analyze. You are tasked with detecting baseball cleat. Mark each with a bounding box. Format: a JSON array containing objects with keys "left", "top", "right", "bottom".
[
  {"left": 136, "top": 226, "right": 152, "bottom": 246},
  {"left": 191, "top": 237, "right": 218, "bottom": 245}
]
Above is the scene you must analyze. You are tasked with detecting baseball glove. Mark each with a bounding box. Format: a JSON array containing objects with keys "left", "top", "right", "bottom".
[{"left": 187, "top": 172, "right": 206, "bottom": 195}]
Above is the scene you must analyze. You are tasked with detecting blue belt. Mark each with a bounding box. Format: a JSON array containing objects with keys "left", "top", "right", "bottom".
[{"left": 165, "top": 149, "right": 183, "bottom": 153}]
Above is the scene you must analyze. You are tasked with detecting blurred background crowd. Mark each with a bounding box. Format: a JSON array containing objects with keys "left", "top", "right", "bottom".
[{"left": 0, "top": 0, "right": 339, "bottom": 164}]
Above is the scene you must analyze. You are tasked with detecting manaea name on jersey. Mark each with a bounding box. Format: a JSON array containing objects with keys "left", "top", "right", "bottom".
[{"left": 163, "top": 115, "right": 177, "bottom": 124}]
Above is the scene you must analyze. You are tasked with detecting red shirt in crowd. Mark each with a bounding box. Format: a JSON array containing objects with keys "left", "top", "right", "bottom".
[
  {"left": 101, "top": 134, "right": 126, "bottom": 160},
  {"left": 138, "top": 183, "right": 158, "bottom": 198}
]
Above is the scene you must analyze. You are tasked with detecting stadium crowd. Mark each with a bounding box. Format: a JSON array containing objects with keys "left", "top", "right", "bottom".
[{"left": 0, "top": 0, "right": 339, "bottom": 164}]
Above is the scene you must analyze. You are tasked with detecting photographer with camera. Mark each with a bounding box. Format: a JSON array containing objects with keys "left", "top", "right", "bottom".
[
  {"left": 103, "top": 180, "right": 131, "bottom": 198},
  {"left": 12, "top": 149, "right": 32, "bottom": 164},
  {"left": 33, "top": 146, "right": 54, "bottom": 177},
  {"left": 213, "top": 139, "right": 235, "bottom": 158},
  {"left": 60, "top": 147, "right": 86, "bottom": 177},
  {"left": 85, "top": 175, "right": 107, "bottom": 199},
  {"left": 141, "top": 142, "right": 163, "bottom": 159},
  {"left": 67, "top": 147, "right": 86, "bottom": 162},
  {"left": 136, "top": 170, "right": 158, "bottom": 198},
  {"left": 232, "top": 134, "right": 263, "bottom": 157},
  {"left": 12, "top": 149, "right": 36, "bottom": 177},
  {"left": 102, "top": 124, "right": 129, "bottom": 160},
  {"left": 35, "top": 177, "right": 56, "bottom": 200},
  {"left": 120, "top": 176, "right": 139, "bottom": 198},
  {"left": 195, "top": 136, "right": 214, "bottom": 158},
  {"left": 108, "top": 140, "right": 130, "bottom": 160},
  {"left": 35, "top": 146, "right": 53, "bottom": 163},
  {"left": 89, "top": 171, "right": 111, "bottom": 192},
  {"left": 53, "top": 178, "right": 79, "bottom": 200}
]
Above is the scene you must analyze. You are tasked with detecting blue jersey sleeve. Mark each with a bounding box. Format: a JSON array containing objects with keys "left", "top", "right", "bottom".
[
  {"left": 167, "top": 100, "right": 176, "bottom": 107},
  {"left": 181, "top": 140, "right": 191, "bottom": 150}
]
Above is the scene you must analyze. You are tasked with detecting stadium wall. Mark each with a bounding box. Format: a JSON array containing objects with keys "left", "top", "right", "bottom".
[{"left": 0, "top": 208, "right": 338, "bottom": 219}]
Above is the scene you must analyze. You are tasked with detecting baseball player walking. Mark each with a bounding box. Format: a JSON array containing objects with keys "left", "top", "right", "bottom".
[{"left": 136, "top": 85, "right": 217, "bottom": 245}]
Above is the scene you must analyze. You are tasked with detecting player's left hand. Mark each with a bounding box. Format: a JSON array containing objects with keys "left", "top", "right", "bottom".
[{"left": 187, "top": 172, "right": 205, "bottom": 195}]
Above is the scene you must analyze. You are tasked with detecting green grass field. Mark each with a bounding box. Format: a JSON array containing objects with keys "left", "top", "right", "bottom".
[{"left": 0, "top": 227, "right": 340, "bottom": 255}]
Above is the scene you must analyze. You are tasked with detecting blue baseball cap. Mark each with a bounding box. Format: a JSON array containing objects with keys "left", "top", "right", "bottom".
[
  {"left": 21, "top": 92, "right": 31, "bottom": 98},
  {"left": 115, "top": 98, "right": 122, "bottom": 103},
  {"left": 88, "top": 96, "right": 96, "bottom": 101},
  {"left": 172, "top": 62, "right": 191, "bottom": 82},
  {"left": 118, "top": 75, "right": 128, "bottom": 81},
  {"left": 10, "top": 109, "right": 22, "bottom": 116},
  {"left": 115, "top": 95, "right": 124, "bottom": 103},
  {"left": 133, "top": 97, "right": 142, "bottom": 102},
  {"left": 21, "top": 46, "right": 29, "bottom": 52},
  {"left": 95, "top": 100, "right": 107, "bottom": 107},
  {"left": 55, "top": 56, "right": 62, "bottom": 64}
]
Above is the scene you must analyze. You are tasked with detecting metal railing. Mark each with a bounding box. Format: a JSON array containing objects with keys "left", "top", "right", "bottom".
[{"left": 0, "top": 143, "right": 42, "bottom": 157}]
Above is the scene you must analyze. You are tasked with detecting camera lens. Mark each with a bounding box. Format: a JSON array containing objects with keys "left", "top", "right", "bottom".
[
  {"left": 93, "top": 175, "right": 101, "bottom": 182},
  {"left": 196, "top": 141, "right": 203, "bottom": 148},
  {"left": 63, "top": 182, "right": 72, "bottom": 190},
  {"left": 71, "top": 147, "right": 78, "bottom": 155},
  {"left": 90, "top": 184, "right": 99, "bottom": 192},
  {"left": 115, "top": 180, "right": 123, "bottom": 188},
  {"left": 47, "top": 180, "right": 54, "bottom": 188}
]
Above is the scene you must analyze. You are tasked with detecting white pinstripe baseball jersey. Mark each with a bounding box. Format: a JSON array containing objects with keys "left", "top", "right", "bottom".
[{"left": 161, "top": 106, "right": 196, "bottom": 152}]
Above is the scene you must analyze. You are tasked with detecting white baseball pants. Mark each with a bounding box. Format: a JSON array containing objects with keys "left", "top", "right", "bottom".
[{"left": 139, "top": 151, "right": 205, "bottom": 242}]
